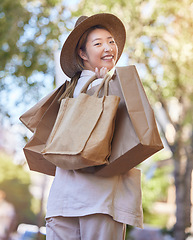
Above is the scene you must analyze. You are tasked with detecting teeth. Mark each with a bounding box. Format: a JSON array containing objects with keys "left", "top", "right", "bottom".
[{"left": 103, "top": 56, "right": 113, "bottom": 60}]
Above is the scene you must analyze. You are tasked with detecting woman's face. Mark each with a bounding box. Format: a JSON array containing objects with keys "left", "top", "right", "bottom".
[{"left": 79, "top": 28, "right": 118, "bottom": 72}]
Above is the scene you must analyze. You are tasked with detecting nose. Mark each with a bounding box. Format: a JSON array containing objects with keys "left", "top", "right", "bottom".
[{"left": 104, "top": 43, "right": 112, "bottom": 52}]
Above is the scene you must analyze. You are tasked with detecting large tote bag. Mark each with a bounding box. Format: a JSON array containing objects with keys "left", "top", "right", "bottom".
[{"left": 41, "top": 74, "right": 120, "bottom": 170}]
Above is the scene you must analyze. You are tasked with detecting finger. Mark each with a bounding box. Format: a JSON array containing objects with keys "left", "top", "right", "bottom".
[
  {"left": 100, "top": 67, "right": 107, "bottom": 78},
  {"left": 99, "top": 67, "right": 104, "bottom": 77},
  {"left": 95, "top": 67, "right": 99, "bottom": 78}
]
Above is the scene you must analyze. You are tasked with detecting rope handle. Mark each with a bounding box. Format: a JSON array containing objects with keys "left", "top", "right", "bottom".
[
  {"left": 81, "top": 73, "right": 112, "bottom": 97},
  {"left": 80, "top": 74, "right": 97, "bottom": 93}
]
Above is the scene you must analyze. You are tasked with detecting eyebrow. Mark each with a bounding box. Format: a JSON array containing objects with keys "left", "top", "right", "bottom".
[{"left": 92, "top": 36, "right": 113, "bottom": 42}]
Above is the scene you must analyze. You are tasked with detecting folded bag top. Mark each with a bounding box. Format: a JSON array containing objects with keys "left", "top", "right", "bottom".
[{"left": 41, "top": 73, "right": 120, "bottom": 170}]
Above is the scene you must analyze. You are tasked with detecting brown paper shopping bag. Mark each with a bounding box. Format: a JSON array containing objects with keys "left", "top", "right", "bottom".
[
  {"left": 89, "top": 65, "right": 164, "bottom": 177},
  {"left": 20, "top": 83, "right": 67, "bottom": 176}
]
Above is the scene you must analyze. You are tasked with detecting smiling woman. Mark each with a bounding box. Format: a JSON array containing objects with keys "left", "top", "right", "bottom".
[{"left": 20, "top": 13, "right": 145, "bottom": 240}]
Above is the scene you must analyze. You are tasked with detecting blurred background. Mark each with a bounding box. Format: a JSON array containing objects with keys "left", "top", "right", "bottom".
[{"left": 0, "top": 0, "right": 193, "bottom": 239}]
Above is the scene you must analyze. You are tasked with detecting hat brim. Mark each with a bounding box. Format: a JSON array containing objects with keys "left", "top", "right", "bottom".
[{"left": 60, "top": 13, "right": 126, "bottom": 78}]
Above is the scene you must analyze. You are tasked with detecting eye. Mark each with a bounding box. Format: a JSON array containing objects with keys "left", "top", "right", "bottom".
[
  {"left": 110, "top": 40, "right": 115, "bottom": 44},
  {"left": 94, "top": 42, "right": 101, "bottom": 46}
]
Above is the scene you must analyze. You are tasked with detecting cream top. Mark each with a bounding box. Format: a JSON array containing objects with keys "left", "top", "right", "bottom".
[{"left": 46, "top": 70, "right": 143, "bottom": 228}]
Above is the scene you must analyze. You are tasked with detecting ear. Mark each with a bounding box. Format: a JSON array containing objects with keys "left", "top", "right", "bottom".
[{"left": 79, "top": 49, "right": 88, "bottom": 61}]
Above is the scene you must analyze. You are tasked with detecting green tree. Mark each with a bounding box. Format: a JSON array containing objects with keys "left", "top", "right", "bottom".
[
  {"left": 0, "top": 151, "right": 36, "bottom": 226},
  {"left": 0, "top": 0, "right": 69, "bottom": 121},
  {"left": 74, "top": 0, "right": 193, "bottom": 239},
  {"left": 142, "top": 164, "right": 173, "bottom": 227}
]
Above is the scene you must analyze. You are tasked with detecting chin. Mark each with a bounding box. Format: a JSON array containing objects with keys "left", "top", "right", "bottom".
[
  {"left": 105, "top": 63, "right": 116, "bottom": 70},
  {"left": 108, "top": 65, "right": 115, "bottom": 71}
]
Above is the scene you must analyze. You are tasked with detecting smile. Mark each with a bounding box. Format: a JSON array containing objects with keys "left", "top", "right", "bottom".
[{"left": 101, "top": 55, "right": 114, "bottom": 60}]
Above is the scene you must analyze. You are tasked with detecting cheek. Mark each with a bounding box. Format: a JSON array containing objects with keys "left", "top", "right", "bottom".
[
  {"left": 86, "top": 46, "right": 99, "bottom": 58},
  {"left": 89, "top": 49, "right": 102, "bottom": 61},
  {"left": 114, "top": 45, "right": 118, "bottom": 57}
]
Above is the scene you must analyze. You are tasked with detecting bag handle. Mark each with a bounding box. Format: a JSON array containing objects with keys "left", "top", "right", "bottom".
[
  {"left": 80, "top": 74, "right": 97, "bottom": 93},
  {"left": 93, "top": 73, "right": 112, "bottom": 97},
  {"left": 81, "top": 73, "right": 112, "bottom": 97},
  {"left": 104, "top": 74, "right": 112, "bottom": 96}
]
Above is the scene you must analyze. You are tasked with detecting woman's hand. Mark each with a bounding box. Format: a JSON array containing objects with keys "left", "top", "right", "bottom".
[{"left": 95, "top": 67, "right": 108, "bottom": 78}]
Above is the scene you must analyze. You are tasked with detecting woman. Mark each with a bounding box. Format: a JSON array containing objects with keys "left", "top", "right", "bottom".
[{"left": 45, "top": 13, "right": 143, "bottom": 240}]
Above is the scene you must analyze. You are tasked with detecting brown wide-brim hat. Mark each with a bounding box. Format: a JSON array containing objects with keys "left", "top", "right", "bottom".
[{"left": 60, "top": 13, "right": 126, "bottom": 78}]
